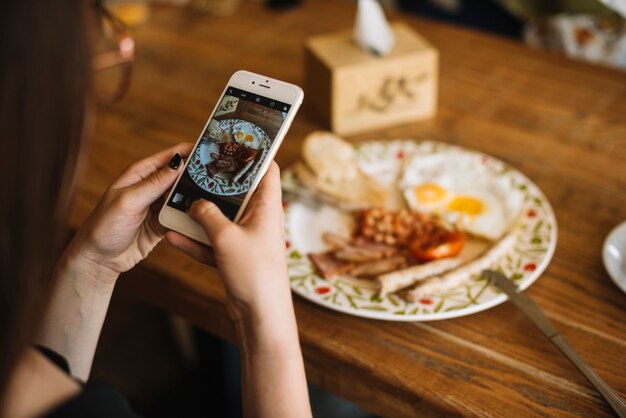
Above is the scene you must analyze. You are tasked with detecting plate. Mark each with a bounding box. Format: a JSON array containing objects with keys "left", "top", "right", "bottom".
[
  {"left": 187, "top": 119, "right": 269, "bottom": 196},
  {"left": 603, "top": 220, "right": 626, "bottom": 295},
  {"left": 283, "top": 140, "right": 558, "bottom": 321}
]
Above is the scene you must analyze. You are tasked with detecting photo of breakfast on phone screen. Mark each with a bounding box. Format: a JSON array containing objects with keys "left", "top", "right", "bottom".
[
  {"left": 166, "top": 89, "right": 291, "bottom": 220},
  {"left": 188, "top": 118, "right": 270, "bottom": 195}
]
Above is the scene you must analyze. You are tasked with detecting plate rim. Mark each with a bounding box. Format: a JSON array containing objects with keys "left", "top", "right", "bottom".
[{"left": 602, "top": 220, "right": 626, "bottom": 295}]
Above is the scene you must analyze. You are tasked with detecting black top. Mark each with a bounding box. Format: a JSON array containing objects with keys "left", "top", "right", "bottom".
[{"left": 37, "top": 346, "right": 140, "bottom": 418}]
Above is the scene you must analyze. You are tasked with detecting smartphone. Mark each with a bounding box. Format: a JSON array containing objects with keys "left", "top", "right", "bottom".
[{"left": 159, "top": 70, "right": 303, "bottom": 245}]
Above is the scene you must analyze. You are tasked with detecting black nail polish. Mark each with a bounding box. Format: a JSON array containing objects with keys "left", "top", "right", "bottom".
[
  {"left": 185, "top": 198, "right": 198, "bottom": 212},
  {"left": 169, "top": 153, "right": 182, "bottom": 170}
]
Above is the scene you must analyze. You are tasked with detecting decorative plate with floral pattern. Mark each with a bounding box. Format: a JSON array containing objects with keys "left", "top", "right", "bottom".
[
  {"left": 283, "top": 140, "right": 557, "bottom": 321},
  {"left": 187, "top": 119, "right": 269, "bottom": 196}
]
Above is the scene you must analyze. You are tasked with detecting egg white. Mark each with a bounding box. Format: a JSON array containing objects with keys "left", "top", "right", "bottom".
[{"left": 400, "top": 151, "right": 523, "bottom": 241}]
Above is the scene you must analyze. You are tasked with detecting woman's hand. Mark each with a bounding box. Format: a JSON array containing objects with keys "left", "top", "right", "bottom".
[
  {"left": 39, "top": 143, "right": 193, "bottom": 380},
  {"left": 165, "top": 163, "right": 293, "bottom": 331},
  {"left": 166, "top": 163, "right": 311, "bottom": 417},
  {"left": 66, "top": 143, "right": 193, "bottom": 284}
]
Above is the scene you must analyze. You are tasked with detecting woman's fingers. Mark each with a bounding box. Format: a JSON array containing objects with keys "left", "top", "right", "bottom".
[
  {"left": 125, "top": 154, "right": 185, "bottom": 212},
  {"left": 147, "top": 194, "right": 169, "bottom": 237},
  {"left": 164, "top": 161, "right": 281, "bottom": 268},
  {"left": 257, "top": 162, "right": 282, "bottom": 200},
  {"left": 109, "top": 142, "right": 194, "bottom": 214},
  {"left": 240, "top": 162, "right": 283, "bottom": 227},
  {"left": 112, "top": 142, "right": 193, "bottom": 189},
  {"left": 186, "top": 199, "right": 235, "bottom": 246},
  {"left": 165, "top": 231, "right": 216, "bottom": 266}
]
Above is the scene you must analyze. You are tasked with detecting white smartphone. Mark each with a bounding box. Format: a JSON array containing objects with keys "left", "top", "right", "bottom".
[{"left": 159, "top": 70, "right": 303, "bottom": 245}]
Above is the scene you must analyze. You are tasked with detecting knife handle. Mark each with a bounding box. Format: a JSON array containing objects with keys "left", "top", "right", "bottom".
[{"left": 551, "top": 334, "right": 626, "bottom": 418}]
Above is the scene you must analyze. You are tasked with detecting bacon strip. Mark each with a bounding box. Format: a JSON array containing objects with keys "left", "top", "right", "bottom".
[
  {"left": 308, "top": 252, "right": 354, "bottom": 280},
  {"left": 349, "top": 256, "right": 407, "bottom": 278},
  {"left": 321, "top": 232, "right": 351, "bottom": 251}
]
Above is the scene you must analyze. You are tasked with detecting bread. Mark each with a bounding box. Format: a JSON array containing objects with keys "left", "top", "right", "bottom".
[
  {"left": 294, "top": 131, "right": 387, "bottom": 209},
  {"left": 208, "top": 119, "right": 232, "bottom": 142},
  {"left": 302, "top": 131, "right": 360, "bottom": 184}
]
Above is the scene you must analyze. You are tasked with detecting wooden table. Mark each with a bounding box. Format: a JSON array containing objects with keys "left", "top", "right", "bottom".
[{"left": 72, "top": 1, "right": 626, "bottom": 416}]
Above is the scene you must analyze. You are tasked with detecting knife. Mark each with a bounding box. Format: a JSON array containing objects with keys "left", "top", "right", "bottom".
[{"left": 482, "top": 269, "right": 626, "bottom": 418}]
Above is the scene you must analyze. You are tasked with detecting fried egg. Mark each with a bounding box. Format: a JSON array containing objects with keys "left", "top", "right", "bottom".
[
  {"left": 400, "top": 151, "right": 523, "bottom": 241},
  {"left": 232, "top": 124, "right": 262, "bottom": 150}
]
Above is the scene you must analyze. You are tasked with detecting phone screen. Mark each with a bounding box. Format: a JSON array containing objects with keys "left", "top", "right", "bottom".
[{"left": 166, "top": 86, "right": 291, "bottom": 220}]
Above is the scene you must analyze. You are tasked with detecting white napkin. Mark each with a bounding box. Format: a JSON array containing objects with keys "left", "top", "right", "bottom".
[
  {"left": 354, "top": 0, "right": 395, "bottom": 56},
  {"left": 597, "top": 0, "right": 626, "bottom": 19}
]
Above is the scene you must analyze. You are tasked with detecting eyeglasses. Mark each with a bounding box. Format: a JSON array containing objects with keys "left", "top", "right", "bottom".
[{"left": 92, "top": 0, "right": 135, "bottom": 103}]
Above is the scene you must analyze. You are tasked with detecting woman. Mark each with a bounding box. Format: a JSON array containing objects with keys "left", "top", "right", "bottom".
[{"left": 0, "top": 1, "right": 311, "bottom": 417}]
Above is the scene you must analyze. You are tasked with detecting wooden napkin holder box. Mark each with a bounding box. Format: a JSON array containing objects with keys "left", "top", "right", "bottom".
[{"left": 304, "top": 22, "right": 438, "bottom": 136}]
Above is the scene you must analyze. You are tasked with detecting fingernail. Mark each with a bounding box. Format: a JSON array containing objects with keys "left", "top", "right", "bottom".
[
  {"left": 185, "top": 198, "right": 199, "bottom": 212},
  {"left": 168, "top": 153, "right": 182, "bottom": 170}
]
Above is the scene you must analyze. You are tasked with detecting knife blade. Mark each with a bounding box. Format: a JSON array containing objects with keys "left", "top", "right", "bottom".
[
  {"left": 482, "top": 269, "right": 626, "bottom": 418},
  {"left": 483, "top": 269, "right": 559, "bottom": 338}
]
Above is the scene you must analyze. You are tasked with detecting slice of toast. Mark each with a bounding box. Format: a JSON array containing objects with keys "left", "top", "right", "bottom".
[
  {"left": 294, "top": 131, "right": 387, "bottom": 209},
  {"left": 302, "top": 131, "right": 360, "bottom": 185}
]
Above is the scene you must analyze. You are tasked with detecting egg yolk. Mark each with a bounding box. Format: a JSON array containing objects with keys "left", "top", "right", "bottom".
[
  {"left": 414, "top": 183, "right": 447, "bottom": 203},
  {"left": 446, "top": 196, "right": 484, "bottom": 215},
  {"left": 236, "top": 131, "right": 245, "bottom": 140},
  {"left": 244, "top": 134, "right": 254, "bottom": 142}
]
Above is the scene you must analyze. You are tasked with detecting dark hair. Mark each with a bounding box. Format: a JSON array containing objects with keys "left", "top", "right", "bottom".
[{"left": 0, "top": 0, "right": 91, "bottom": 401}]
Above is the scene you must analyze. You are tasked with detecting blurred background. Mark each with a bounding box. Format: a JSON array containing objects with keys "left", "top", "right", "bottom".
[
  {"left": 90, "top": 1, "right": 626, "bottom": 417},
  {"left": 105, "top": 0, "right": 626, "bottom": 68}
]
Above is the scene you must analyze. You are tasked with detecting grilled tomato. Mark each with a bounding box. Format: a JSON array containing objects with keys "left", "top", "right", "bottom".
[{"left": 409, "top": 231, "right": 465, "bottom": 262}]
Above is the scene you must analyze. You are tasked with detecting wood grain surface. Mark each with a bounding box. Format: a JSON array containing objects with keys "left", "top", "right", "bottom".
[{"left": 71, "top": 1, "right": 626, "bottom": 416}]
